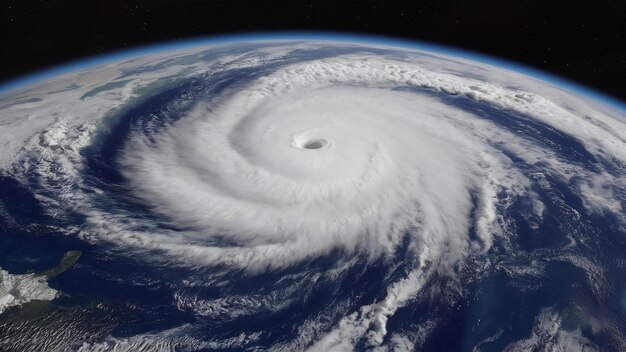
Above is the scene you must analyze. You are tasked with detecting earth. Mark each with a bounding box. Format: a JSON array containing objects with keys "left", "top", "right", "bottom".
[{"left": 0, "top": 34, "right": 625, "bottom": 352}]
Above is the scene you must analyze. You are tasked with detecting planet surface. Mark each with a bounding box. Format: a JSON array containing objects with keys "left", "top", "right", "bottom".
[{"left": 0, "top": 35, "right": 625, "bottom": 352}]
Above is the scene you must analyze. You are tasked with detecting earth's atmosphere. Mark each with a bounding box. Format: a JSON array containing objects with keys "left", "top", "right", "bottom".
[{"left": 0, "top": 35, "right": 626, "bottom": 352}]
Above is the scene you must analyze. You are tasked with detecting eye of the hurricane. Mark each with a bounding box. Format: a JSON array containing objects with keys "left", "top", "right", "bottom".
[
  {"left": 292, "top": 133, "right": 330, "bottom": 150},
  {"left": 302, "top": 138, "right": 326, "bottom": 149}
]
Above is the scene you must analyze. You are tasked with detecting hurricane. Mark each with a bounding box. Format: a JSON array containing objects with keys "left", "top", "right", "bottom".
[{"left": 0, "top": 36, "right": 625, "bottom": 351}]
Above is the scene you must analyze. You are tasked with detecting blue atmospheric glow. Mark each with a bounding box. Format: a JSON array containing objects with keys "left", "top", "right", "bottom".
[{"left": 1, "top": 32, "right": 625, "bottom": 112}]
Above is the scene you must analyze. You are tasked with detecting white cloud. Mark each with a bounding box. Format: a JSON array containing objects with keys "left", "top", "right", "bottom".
[
  {"left": 0, "top": 40, "right": 624, "bottom": 350},
  {"left": 0, "top": 268, "right": 58, "bottom": 315},
  {"left": 504, "top": 307, "right": 598, "bottom": 352}
]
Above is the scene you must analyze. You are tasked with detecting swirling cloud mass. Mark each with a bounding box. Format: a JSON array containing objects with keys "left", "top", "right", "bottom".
[{"left": 0, "top": 39, "right": 625, "bottom": 351}]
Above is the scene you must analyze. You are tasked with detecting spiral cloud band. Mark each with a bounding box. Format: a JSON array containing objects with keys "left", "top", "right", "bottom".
[{"left": 1, "top": 39, "right": 625, "bottom": 351}]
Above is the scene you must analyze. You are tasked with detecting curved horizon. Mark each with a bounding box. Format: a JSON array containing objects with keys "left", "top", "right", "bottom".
[{"left": 1, "top": 31, "right": 626, "bottom": 113}]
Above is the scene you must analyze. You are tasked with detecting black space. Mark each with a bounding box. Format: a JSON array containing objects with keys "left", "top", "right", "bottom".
[{"left": 2, "top": 0, "right": 626, "bottom": 103}]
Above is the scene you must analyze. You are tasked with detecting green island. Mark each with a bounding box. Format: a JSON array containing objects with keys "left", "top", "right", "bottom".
[
  {"left": 0, "top": 250, "right": 82, "bottom": 323},
  {"left": 40, "top": 250, "right": 82, "bottom": 278}
]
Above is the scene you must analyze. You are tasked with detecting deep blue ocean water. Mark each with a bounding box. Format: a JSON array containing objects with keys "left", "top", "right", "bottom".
[{"left": 0, "top": 41, "right": 625, "bottom": 351}]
